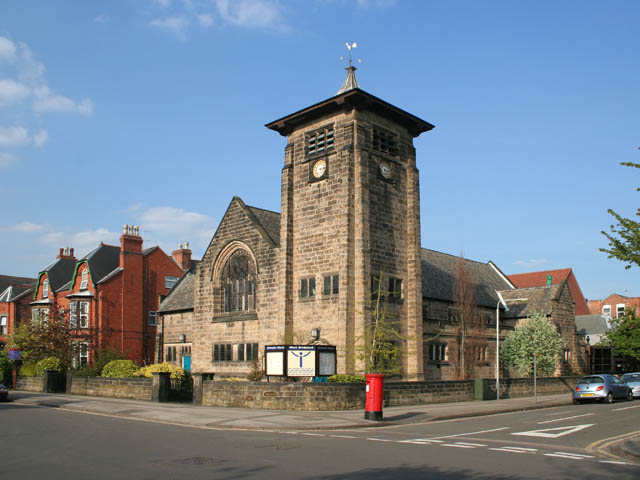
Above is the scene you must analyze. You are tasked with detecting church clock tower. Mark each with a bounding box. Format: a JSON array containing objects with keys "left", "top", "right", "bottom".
[{"left": 266, "top": 61, "right": 434, "bottom": 380}]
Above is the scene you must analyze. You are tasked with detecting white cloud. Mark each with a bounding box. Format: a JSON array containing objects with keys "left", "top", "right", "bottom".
[
  {"left": 0, "top": 152, "right": 17, "bottom": 167},
  {"left": 0, "top": 36, "right": 16, "bottom": 59},
  {"left": 515, "top": 259, "right": 549, "bottom": 268},
  {"left": 8, "top": 221, "right": 47, "bottom": 233},
  {"left": 197, "top": 13, "right": 214, "bottom": 27},
  {"left": 215, "top": 0, "right": 287, "bottom": 30},
  {"left": 39, "top": 227, "right": 120, "bottom": 254},
  {"left": 33, "top": 130, "right": 48, "bottom": 148},
  {"left": 94, "top": 14, "right": 109, "bottom": 24},
  {"left": 0, "top": 79, "right": 31, "bottom": 105},
  {"left": 33, "top": 85, "right": 93, "bottom": 115},
  {"left": 149, "top": 16, "right": 190, "bottom": 40},
  {"left": 356, "top": 0, "right": 397, "bottom": 7},
  {"left": 136, "top": 205, "right": 216, "bottom": 250},
  {"left": 0, "top": 126, "right": 30, "bottom": 147},
  {"left": 154, "top": 0, "right": 172, "bottom": 6}
]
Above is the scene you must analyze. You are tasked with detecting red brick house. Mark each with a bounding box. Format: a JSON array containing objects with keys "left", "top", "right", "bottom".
[
  {"left": 508, "top": 268, "right": 590, "bottom": 315},
  {"left": 588, "top": 293, "right": 640, "bottom": 319},
  {"left": 0, "top": 274, "right": 36, "bottom": 348},
  {"left": 28, "top": 225, "right": 189, "bottom": 366}
]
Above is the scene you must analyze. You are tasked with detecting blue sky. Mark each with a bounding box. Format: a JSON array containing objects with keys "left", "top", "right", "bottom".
[{"left": 1, "top": 0, "right": 639, "bottom": 301}]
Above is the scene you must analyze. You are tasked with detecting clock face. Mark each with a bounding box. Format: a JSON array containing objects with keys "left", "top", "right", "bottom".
[
  {"left": 312, "top": 159, "right": 327, "bottom": 178},
  {"left": 379, "top": 161, "right": 392, "bottom": 179}
]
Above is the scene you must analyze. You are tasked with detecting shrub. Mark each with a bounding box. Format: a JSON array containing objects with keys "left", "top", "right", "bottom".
[
  {"left": 35, "top": 357, "right": 63, "bottom": 376},
  {"left": 101, "top": 359, "right": 139, "bottom": 378},
  {"left": 72, "top": 349, "right": 126, "bottom": 377},
  {"left": 218, "top": 377, "right": 245, "bottom": 382},
  {"left": 136, "top": 362, "right": 185, "bottom": 381},
  {"left": 19, "top": 362, "right": 38, "bottom": 377},
  {"left": 328, "top": 374, "right": 366, "bottom": 383},
  {"left": 0, "top": 353, "right": 12, "bottom": 385}
]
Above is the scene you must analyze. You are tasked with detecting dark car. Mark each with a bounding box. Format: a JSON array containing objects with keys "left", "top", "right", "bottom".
[
  {"left": 0, "top": 384, "right": 8, "bottom": 402},
  {"left": 573, "top": 374, "right": 633, "bottom": 404}
]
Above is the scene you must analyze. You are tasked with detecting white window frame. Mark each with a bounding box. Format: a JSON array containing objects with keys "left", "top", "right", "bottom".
[
  {"left": 602, "top": 305, "right": 611, "bottom": 317},
  {"left": 69, "top": 302, "right": 78, "bottom": 328},
  {"left": 165, "top": 276, "right": 178, "bottom": 289},
  {"left": 42, "top": 279, "right": 49, "bottom": 299},
  {"left": 616, "top": 303, "right": 625, "bottom": 318},
  {"left": 0, "top": 316, "right": 7, "bottom": 335},
  {"left": 79, "top": 301, "right": 89, "bottom": 328},
  {"left": 149, "top": 311, "right": 157, "bottom": 326},
  {"left": 80, "top": 270, "right": 88, "bottom": 290},
  {"left": 73, "top": 341, "right": 89, "bottom": 368}
]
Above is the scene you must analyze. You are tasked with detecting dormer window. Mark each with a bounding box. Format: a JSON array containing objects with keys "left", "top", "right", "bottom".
[
  {"left": 42, "top": 279, "right": 49, "bottom": 299},
  {"left": 80, "top": 270, "right": 88, "bottom": 290}
]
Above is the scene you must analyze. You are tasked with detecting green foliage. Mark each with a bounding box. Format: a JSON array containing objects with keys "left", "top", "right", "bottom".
[
  {"left": 35, "top": 357, "right": 63, "bottom": 376},
  {"left": 328, "top": 374, "right": 366, "bottom": 383},
  {"left": 72, "top": 348, "right": 126, "bottom": 377},
  {"left": 0, "top": 351, "right": 12, "bottom": 385},
  {"left": 19, "top": 363, "right": 37, "bottom": 377},
  {"left": 137, "top": 362, "right": 185, "bottom": 381},
  {"left": 601, "top": 162, "right": 640, "bottom": 270},
  {"left": 603, "top": 308, "right": 640, "bottom": 360},
  {"left": 501, "top": 313, "right": 564, "bottom": 377},
  {"left": 247, "top": 359, "right": 265, "bottom": 381},
  {"left": 101, "top": 359, "right": 139, "bottom": 378}
]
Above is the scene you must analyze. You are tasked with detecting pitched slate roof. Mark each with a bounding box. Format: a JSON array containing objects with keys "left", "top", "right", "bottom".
[
  {"left": 0, "top": 274, "right": 36, "bottom": 301},
  {"left": 420, "top": 249, "right": 513, "bottom": 308},
  {"left": 79, "top": 244, "right": 121, "bottom": 285},
  {"left": 246, "top": 205, "right": 281, "bottom": 247},
  {"left": 575, "top": 314, "right": 610, "bottom": 336},
  {"left": 39, "top": 257, "right": 77, "bottom": 293},
  {"left": 158, "top": 261, "right": 200, "bottom": 313},
  {"left": 508, "top": 268, "right": 590, "bottom": 315},
  {"left": 497, "top": 285, "right": 563, "bottom": 318}
]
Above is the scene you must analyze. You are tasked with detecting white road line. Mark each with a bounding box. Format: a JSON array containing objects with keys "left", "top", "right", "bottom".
[
  {"left": 552, "top": 452, "right": 594, "bottom": 458},
  {"left": 454, "top": 442, "right": 487, "bottom": 447},
  {"left": 544, "top": 453, "right": 586, "bottom": 460},
  {"left": 301, "top": 433, "right": 325, "bottom": 437},
  {"left": 283, "top": 431, "right": 298, "bottom": 435},
  {"left": 537, "top": 413, "right": 594, "bottom": 424},
  {"left": 490, "top": 447, "right": 536, "bottom": 454},
  {"left": 398, "top": 438, "right": 443, "bottom": 443},
  {"left": 366, "top": 438, "right": 393, "bottom": 442},
  {"left": 599, "top": 460, "right": 629, "bottom": 465},
  {"left": 430, "top": 427, "right": 509, "bottom": 440},
  {"left": 612, "top": 405, "right": 640, "bottom": 412},
  {"left": 442, "top": 444, "right": 477, "bottom": 448},
  {"left": 329, "top": 435, "right": 357, "bottom": 439}
]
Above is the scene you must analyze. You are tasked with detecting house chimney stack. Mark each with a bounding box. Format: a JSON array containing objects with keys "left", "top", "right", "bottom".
[
  {"left": 120, "top": 224, "right": 143, "bottom": 268},
  {"left": 57, "top": 246, "right": 76, "bottom": 260},
  {"left": 172, "top": 242, "right": 192, "bottom": 271}
]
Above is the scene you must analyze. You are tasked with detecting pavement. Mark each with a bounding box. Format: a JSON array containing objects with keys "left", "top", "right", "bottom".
[{"left": 6, "top": 389, "right": 640, "bottom": 461}]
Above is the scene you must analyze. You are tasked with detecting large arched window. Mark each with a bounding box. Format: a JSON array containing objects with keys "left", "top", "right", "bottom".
[{"left": 220, "top": 249, "right": 256, "bottom": 313}]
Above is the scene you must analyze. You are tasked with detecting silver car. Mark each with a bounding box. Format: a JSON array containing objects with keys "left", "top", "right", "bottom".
[
  {"left": 621, "top": 372, "right": 640, "bottom": 399},
  {"left": 573, "top": 374, "right": 633, "bottom": 404}
]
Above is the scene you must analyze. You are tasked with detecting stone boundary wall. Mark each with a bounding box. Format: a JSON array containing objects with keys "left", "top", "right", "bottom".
[
  {"left": 476, "top": 376, "right": 580, "bottom": 400},
  {"left": 15, "top": 376, "right": 44, "bottom": 392},
  {"left": 70, "top": 376, "right": 153, "bottom": 401},
  {"left": 384, "top": 380, "right": 474, "bottom": 405}
]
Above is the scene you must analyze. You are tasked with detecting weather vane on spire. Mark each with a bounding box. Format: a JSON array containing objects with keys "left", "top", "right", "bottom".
[{"left": 337, "top": 42, "right": 361, "bottom": 94}]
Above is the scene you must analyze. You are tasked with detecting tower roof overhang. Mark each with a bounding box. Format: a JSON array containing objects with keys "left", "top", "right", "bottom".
[{"left": 265, "top": 88, "right": 435, "bottom": 138}]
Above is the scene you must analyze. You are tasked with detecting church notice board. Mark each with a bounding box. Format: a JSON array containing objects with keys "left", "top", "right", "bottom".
[{"left": 264, "top": 345, "right": 336, "bottom": 377}]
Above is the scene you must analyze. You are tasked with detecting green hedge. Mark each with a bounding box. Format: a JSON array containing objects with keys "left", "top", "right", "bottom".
[
  {"left": 101, "top": 359, "right": 139, "bottom": 378},
  {"left": 35, "top": 357, "right": 64, "bottom": 376},
  {"left": 328, "top": 374, "right": 366, "bottom": 383}
]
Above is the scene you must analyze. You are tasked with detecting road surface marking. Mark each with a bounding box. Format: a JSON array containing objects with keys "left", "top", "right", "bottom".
[
  {"left": 430, "top": 427, "right": 509, "bottom": 440},
  {"left": 398, "top": 438, "right": 443, "bottom": 443},
  {"left": 454, "top": 442, "right": 487, "bottom": 447},
  {"left": 612, "top": 405, "right": 640, "bottom": 412},
  {"left": 537, "top": 413, "right": 594, "bottom": 424},
  {"left": 301, "top": 433, "right": 325, "bottom": 437},
  {"left": 511, "top": 424, "right": 595, "bottom": 438},
  {"left": 329, "top": 435, "right": 357, "bottom": 439},
  {"left": 490, "top": 447, "right": 537, "bottom": 454},
  {"left": 599, "top": 460, "right": 629, "bottom": 465},
  {"left": 544, "top": 452, "right": 592, "bottom": 460},
  {"left": 442, "top": 443, "right": 476, "bottom": 448},
  {"left": 366, "top": 438, "right": 393, "bottom": 442}
]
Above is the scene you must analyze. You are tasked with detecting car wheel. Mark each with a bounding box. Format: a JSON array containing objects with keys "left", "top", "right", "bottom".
[
  {"left": 627, "top": 390, "right": 634, "bottom": 401},
  {"left": 573, "top": 398, "right": 581, "bottom": 405},
  {"left": 606, "top": 392, "right": 614, "bottom": 404}
]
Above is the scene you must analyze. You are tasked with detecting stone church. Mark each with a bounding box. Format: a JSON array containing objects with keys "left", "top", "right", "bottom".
[{"left": 157, "top": 66, "right": 586, "bottom": 380}]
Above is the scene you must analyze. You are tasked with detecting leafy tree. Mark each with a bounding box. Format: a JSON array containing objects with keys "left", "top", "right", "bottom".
[
  {"left": 602, "top": 308, "right": 640, "bottom": 360},
  {"left": 7, "top": 307, "right": 96, "bottom": 368},
  {"left": 601, "top": 162, "right": 640, "bottom": 269},
  {"left": 501, "top": 313, "right": 564, "bottom": 377}
]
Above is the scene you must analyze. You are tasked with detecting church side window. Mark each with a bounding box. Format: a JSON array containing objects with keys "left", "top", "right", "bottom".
[
  {"left": 300, "top": 277, "right": 316, "bottom": 299},
  {"left": 221, "top": 250, "right": 256, "bottom": 313},
  {"left": 307, "top": 126, "right": 334, "bottom": 156},
  {"left": 372, "top": 127, "right": 398, "bottom": 155},
  {"left": 323, "top": 274, "right": 339, "bottom": 296}
]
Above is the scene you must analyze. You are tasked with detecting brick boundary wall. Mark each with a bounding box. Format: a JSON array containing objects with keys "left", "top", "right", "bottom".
[{"left": 69, "top": 376, "right": 153, "bottom": 401}]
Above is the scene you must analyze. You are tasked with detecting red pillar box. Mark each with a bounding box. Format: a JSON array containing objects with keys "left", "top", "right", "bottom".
[{"left": 364, "top": 373, "right": 385, "bottom": 421}]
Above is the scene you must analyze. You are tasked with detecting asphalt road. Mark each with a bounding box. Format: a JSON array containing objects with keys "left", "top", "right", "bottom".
[{"left": 2, "top": 400, "right": 639, "bottom": 479}]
